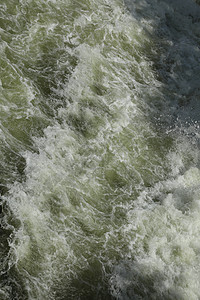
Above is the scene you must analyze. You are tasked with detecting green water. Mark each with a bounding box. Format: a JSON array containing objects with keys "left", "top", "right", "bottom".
[{"left": 0, "top": 0, "right": 200, "bottom": 299}]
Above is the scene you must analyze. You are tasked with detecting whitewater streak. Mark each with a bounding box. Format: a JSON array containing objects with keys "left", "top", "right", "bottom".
[{"left": 0, "top": 0, "right": 200, "bottom": 299}]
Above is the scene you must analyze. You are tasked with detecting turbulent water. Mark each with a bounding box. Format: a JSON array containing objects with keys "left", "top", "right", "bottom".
[{"left": 0, "top": 0, "right": 200, "bottom": 299}]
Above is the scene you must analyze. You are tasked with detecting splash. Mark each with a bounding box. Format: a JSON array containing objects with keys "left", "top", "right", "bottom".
[{"left": 0, "top": 0, "right": 200, "bottom": 299}]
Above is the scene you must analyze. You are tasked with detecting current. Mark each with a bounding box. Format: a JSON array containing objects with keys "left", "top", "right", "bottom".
[{"left": 0, "top": 0, "right": 200, "bottom": 299}]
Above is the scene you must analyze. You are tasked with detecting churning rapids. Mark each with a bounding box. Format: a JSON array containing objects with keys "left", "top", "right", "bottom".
[{"left": 0, "top": 0, "right": 200, "bottom": 299}]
